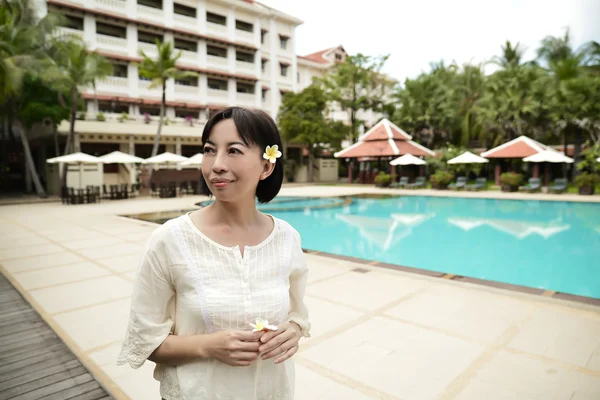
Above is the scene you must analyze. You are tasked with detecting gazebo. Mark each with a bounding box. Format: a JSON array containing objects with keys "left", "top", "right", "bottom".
[
  {"left": 480, "top": 136, "right": 556, "bottom": 185},
  {"left": 334, "top": 119, "right": 435, "bottom": 183}
]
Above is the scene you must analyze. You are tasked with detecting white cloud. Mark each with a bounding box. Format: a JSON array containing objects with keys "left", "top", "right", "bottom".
[{"left": 259, "top": 0, "right": 599, "bottom": 82}]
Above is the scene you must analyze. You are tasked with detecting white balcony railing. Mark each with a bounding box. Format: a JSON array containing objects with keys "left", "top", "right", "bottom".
[
  {"left": 178, "top": 50, "right": 198, "bottom": 65},
  {"left": 174, "top": 84, "right": 199, "bottom": 101},
  {"left": 236, "top": 92, "right": 256, "bottom": 107},
  {"left": 207, "top": 55, "right": 228, "bottom": 70},
  {"left": 235, "top": 61, "right": 255, "bottom": 76},
  {"left": 138, "top": 42, "right": 158, "bottom": 57},
  {"left": 174, "top": 14, "right": 197, "bottom": 31},
  {"left": 95, "top": 0, "right": 126, "bottom": 13},
  {"left": 207, "top": 88, "right": 229, "bottom": 105},
  {"left": 137, "top": 4, "right": 164, "bottom": 24},
  {"left": 207, "top": 22, "right": 228, "bottom": 37},
  {"left": 55, "top": 27, "right": 84, "bottom": 41},
  {"left": 236, "top": 30, "right": 254, "bottom": 45},
  {"left": 97, "top": 76, "right": 129, "bottom": 94},
  {"left": 96, "top": 34, "right": 128, "bottom": 55}
]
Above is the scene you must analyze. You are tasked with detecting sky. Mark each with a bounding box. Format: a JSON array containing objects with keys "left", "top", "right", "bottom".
[{"left": 259, "top": 0, "right": 600, "bottom": 83}]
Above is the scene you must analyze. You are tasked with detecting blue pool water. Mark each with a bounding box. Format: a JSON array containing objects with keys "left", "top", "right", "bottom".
[{"left": 268, "top": 196, "right": 600, "bottom": 299}]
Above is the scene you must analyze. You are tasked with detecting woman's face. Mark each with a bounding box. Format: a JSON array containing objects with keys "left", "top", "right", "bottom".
[{"left": 202, "top": 118, "right": 274, "bottom": 203}]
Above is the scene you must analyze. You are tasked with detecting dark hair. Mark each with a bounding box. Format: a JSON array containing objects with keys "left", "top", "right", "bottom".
[{"left": 199, "top": 107, "right": 284, "bottom": 203}]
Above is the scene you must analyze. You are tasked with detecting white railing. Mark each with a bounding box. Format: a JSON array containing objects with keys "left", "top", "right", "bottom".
[
  {"left": 207, "top": 88, "right": 229, "bottom": 104},
  {"left": 178, "top": 50, "right": 198, "bottom": 65},
  {"left": 236, "top": 92, "right": 256, "bottom": 107},
  {"left": 55, "top": 27, "right": 84, "bottom": 40},
  {"left": 98, "top": 76, "right": 129, "bottom": 88},
  {"left": 138, "top": 42, "right": 158, "bottom": 57},
  {"left": 236, "top": 30, "right": 255, "bottom": 46},
  {"left": 174, "top": 14, "right": 198, "bottom": 31},
  {"left": 277, "top": 81, "right": 293, "bottom": 92},
  {"left": 207, "top": 55, "right": 228, "bottom": 70},
  {"left": 207, "top": 22, "right": 228, "bottom": 37},
  {"left": 235, "top": 60, "right": 256, "bottom": 75},
  {"left": 174, "top": 84, "right": 200, "bottom": 101},
  {"left": 95, "top": 0, "right": 126, "bottom": 13},
  {"left": 96, "top": 34, "right": 128, "bottom": 55},
  {"left": 137, "top": 4, "right": 164, "bottom": 23}
]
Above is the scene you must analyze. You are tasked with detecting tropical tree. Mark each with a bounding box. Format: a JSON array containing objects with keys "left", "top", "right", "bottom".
[
  {"left": 318, "top": 53, "right": 392, "bottom": 143},
  {"left": 455, "top": 63, "right": 486, "bottom": 146},
  {"left": 278, "top": 85, "right": 346, "bottom": 182},
  {"left": 138, "top": 39, "right": 198, "bottom": 182}
]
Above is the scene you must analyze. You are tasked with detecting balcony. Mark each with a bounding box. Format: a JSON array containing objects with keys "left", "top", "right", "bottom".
[
  {"left": 138, "top": 41, "right": 158, "bottom": 57},
  {"left": 236, "top": 92, "right": 256, "bottom": 108},
  {"left": 174, "top": 84, "right": 199, "bottom": 102},
  {"left": 236, "top": 30, "right": 255, "bottom": 46},
  {"left": 174, "top": 14, "right": 197, "bottom": 32},
  {"left": 207, "top": 88, "right": 229, "bottom": 105},
  {"left": 96, "top": 34, "right": 128, "bottom": 55},
  {"left": 235, "top": 61, "right": 256, "bottom": 76},
  {"left": 206, "top": 55, "right": 228, "bottom": 71},
  {"left": 94, "top": 0, "right": 126, "bottom": 14},
  {"left": 97, "top": 76, "right": 129, "bottom": 95},
  {"left": 137, "top": 4, "right": 164, "bottom": 24},
  {"left": 55, "top": 27, "right": 84, "bottom": 41},
  {"left": 178, "top": 50, "right": 198, "bottom": 66},
  {"left": 207, "top": 22, "right": 228, "bottom": 38}
]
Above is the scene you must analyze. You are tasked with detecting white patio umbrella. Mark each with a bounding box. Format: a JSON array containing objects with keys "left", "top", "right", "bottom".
[
  {"left": 142, "top": 152, "right": 189, "bottom": 169},
  {"left": 447, "top": 151, "right": 489, "bottom": 164},
  {"left": 596, "top": 157, "right": 600, "bottom": 162},
  {"left": 99, "top": 151, "right": 145, "bottom": 185},
  {"left": 390, "top": 153, "right": 427, "bottom": 166},
  {"left": 178, "top": 153, "right": 203, "bottom": 168},
  {"left": 522, "top": 150, "right": 574, "bottom": 164},
  {"left": 46, "top": 152, "right": 104, "bottom": 189}
]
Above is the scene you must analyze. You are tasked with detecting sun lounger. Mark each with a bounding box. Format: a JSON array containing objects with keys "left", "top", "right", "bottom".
[
  {"left": 520, "top": 178, "right": 541, "bottom": 193},
  {"left": 466, "top": 178, "right": 487, "bottom": 191},
  {"left": 548, "top": 178, "right": 568, "bottom": 194},
  {"left": 390, "top": 176, "right": 409, "bottom": 188},
  {"left": 449, "top": 176, "right": 467, "bottom": 190},
  {"left": 407, "top": 177, "right": 426, "bottom": 189}
]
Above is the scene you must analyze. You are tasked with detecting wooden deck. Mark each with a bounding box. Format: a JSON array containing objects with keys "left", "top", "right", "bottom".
[{"left": 0, "top": 274, "right": 113, "bottom": 400}]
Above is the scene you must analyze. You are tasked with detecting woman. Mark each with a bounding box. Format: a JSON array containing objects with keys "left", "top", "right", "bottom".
[{"left": 117, "top": 107, "right": 311, "bottom": 400}]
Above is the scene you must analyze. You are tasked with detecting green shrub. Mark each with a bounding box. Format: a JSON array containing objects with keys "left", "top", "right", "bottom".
[
  {"left": 574, "top": 172, "right": 600, "bottom": 188},
  {"left": 500, "top": 172, "right": 523, "bottom": 187},
  {"left": 96, "top": 112, "right": 106, "bottom": 122},
  {"left": 430, "top": 170, "right": 454, "bottom": 187},
  {"left": 374, "top": 172, "right": 392, "bottom": 187}
]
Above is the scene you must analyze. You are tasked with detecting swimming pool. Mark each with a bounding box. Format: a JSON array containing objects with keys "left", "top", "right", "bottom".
[{"left": 268, "top": 196, "right": 600, "bottom": 299}]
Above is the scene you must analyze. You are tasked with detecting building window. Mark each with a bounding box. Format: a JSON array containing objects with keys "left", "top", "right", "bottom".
[
  {"left": 174, "top": 37, "right": 197, "bottom": 52},
  {"left": 206, "top": 11, "right": 226, "bottom": 25},
  {"left": 261, "top": 88, "right": 267, "bottom": 101},
  {"left": 138, "top": 72, "right": 151, "bottom": 81},
  {"left": 96, "top": 22, "right": 127, "bottom": 38},
  {"left": 111, "top": 63, "right": 128, "bottom": 78},
  {"left": 236, "top": 82, "right": 254, "bottom": 94},
  {"left": 139, "top": 105, "right": 161, "bottom": 116},
  {"left": 235, "top": 20, "right": 253, "bottom": 33},
  {"left": 297, "top": 72, "right": 300, "bottom": 83},
  {"left": 174, "top": 2, "right": 196, "bottom": 18},
  {"left": 137, "top": 0, "right": 162, "bottom": 9},
  {"left": 60, "top": 15, "right": 84, "bottom": 30},
  {"left": 138, "top": 30, "right": 163, "bottom": 44},
  {"left": 279, "top": 35, "right": 288, "bottom": 50},
  {"left": 261, "top": 59, "right": 266, "bottom": 73},
  {"left": 236, "top": 50, "right": 254, "bottom": 63},
  {"left": 207, "top": 78, "right": 227, "bottom": 91},
  {"left": 261, "top": 29, "right": 267, "bottom": 44},
  {"left": 207, "top": 45, "right": 227, "bottom": 58},
  {"left": 98, "top": 101, "right": 129, "bottom": 114},
  {"left": 335, "top": 53, "right": 342, "bottom": 61},
  {"left": 280, "top": 63, "right": 288, "bottom": 77},
  {"left": 175, "top": 76, "right": 198, "bottom": 86}
]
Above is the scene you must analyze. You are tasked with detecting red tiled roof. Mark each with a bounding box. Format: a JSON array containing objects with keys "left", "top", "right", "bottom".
[
  {"left": 361, "top": 120, "right": 412, "bottom": 141},
  {"left": 481, "top": 136, "right": 550, "bottom": 159},
  {"left": 299, "top": 49, "right": 331, "bottom": 64},
  {"left": 335, "top": 140, "right": 432, "bottom": 158}
]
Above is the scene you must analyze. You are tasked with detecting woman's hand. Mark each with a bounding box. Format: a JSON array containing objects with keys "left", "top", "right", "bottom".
[
  {"left": 205, "top": 330, "right": 265, "bottom": 367},
  {"left": 258, "top": 322, "right": 302, "bottom": 364}
]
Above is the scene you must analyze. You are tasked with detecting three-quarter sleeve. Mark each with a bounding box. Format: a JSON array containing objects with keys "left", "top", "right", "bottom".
[
  {"left": 286, "top": 229, "right": 311, "bottom": 338},
  {"left": 117, "top": 235, "right": 175, "bottom": 369}
]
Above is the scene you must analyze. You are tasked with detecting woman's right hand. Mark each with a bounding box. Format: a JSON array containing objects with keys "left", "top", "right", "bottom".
[{"left": 204, "top": 330, "right": 265, "bottom": 366}]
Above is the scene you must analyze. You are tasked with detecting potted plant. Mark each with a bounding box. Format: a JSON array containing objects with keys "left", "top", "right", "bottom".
[
  {"left": 430, "top": 170, "right": 454, "bottom": 190},
  {"left": 96, "top": 112, "right": 106, "bottom": 122},
  {"left": 118, "top": 112, "right": 129, "bottom": 123},
  {"left": 144, "top": 112, "right": 151, "bottom": 124},
  {"left": 185, "top": 115, "right": 194, "bottom": 127},
  {"left": 575, "top": 173, "right": 599, "bottom": 195},
  {"left": 374, "top": 172, "right": 392, "bottom": 188},
  {"left": 500, "top": 172, "right": 523, "bottom": 192}
]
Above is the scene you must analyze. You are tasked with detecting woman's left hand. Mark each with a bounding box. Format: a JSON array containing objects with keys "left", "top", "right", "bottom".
[{"left": 258, "top": 321, "right": 302, "bottom": 364}]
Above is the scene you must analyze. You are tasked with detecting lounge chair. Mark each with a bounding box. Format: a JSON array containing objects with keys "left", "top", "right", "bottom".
[
  {"left": 390, "top": 176, "right": 409, "bottom": 188},
  {"left": 407, "top": 176, "right": 426, "bottom": 189},
  {"left": 466, "top": 178, "right": 487, "bottom": 191},
  {"left": 520, "top": 178, "right": 541, "bottom": 193},
  {"left": 548, "top": 178, "right": 568, "bottom": 194},
  {"left": 449, "top": 176, "right": 467, "bottom": 190}
]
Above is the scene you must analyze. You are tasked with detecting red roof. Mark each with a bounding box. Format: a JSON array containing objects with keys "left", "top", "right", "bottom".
[
  {"left": 334, "top": 119, "right": 434, "bottom": 159},
  {"left": 299, "top": 45, "right": 347, "bottom": 64},
  {"left": 481, "top": 136, "right": 551, "bottom": 159}
]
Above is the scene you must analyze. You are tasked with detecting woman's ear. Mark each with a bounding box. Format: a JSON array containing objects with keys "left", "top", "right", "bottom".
[{"left": 260, "top": 160, "right": 276, "bottom": 181}]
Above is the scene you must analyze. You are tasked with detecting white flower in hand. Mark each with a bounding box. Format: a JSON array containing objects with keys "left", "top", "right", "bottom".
[
  {"left": 250, "top": 317, "right": 278, "bottom": 332},
  {"left": 263, "top": 145, "right": 282, "bottom": 164}
]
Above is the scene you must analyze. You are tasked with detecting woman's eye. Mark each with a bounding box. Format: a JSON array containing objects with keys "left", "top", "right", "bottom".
[
  {"left": 203, "top": 147, "right": 214, "bottom": 154},
  {"left": 229, "top": 148, "right": 242, "bottom": 154}
]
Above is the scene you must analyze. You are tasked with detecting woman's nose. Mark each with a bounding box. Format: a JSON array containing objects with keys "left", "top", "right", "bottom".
[{"left": 211, "top": 151, "right": 228, "bottom": 172}]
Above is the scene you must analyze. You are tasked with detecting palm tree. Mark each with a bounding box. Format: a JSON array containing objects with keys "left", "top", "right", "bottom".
[
  {"left": 456, "top": 63, "right": 486, "bottom": 146},
  {"left": 492, "top": 40, "right": 526, "bottom": 70},
  {"left": 138, "top": 39, "right": 197, "bottom": 182},
  {"left": 0, "top": 0, "right": 61, "bottom": 196}
]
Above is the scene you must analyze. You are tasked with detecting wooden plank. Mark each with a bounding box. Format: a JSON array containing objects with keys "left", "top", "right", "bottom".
[
  {"left": 0, "top": 338, "right": 63, "bottom": 364},
  {"left": 0, "top": 359, "right": 81, "bottom": 391},
  {"left": 0, "top": 352, "right": 75, "bottom": 382},
  {"left": 7, "top": 372, "right": 94, "bottom": 400},
  {"left": 0, "top": 365, "right": 87, "bottom": 399},
  {"left": 66, "top": 387, "right": 112, "bottom": 400},
  {"left": 0, "top": 319, "right": 45, "bottom": 337},
  {"left": 0, "top": 330, "right": 58, "bottom": 353},
  {"left": 38, "top": 380, "right": 103, "bottom": 400},
  {"left": 1, "top": 327, "right": 56, "bottom": 348}
]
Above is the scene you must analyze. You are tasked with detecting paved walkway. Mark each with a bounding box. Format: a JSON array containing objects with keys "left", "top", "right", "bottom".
[{"left": 0, "top": 186, "right": 599, "bottom": 400}]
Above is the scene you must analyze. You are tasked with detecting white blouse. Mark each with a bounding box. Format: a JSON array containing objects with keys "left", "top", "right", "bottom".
[{"left": 117, "top": 213, "right": 311, "bottom": 400}]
